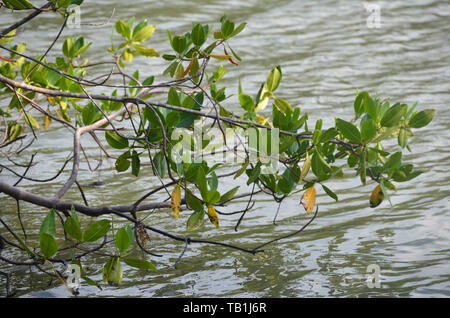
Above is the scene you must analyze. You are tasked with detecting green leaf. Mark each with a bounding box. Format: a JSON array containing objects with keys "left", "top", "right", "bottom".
[
  {"left": 196, "top": 168, "right": 208, "bottom": 200},
  {"left": 122, "top": 258, "right": 156, "bottom": 270},
  {"left": 379, "top": 181, "right": 392, "bottom": 206},
  {"left": 273, "top": 97, "right": 293, "bottom": 114},
  {"left": 247, "top": 161, "right": 262, "bottom": 185},
  {"left": 336, "top": 118, "right": 361, "bottom": 144},
  {"left": 208, "top": 171, "right": 218, "bottom": 191},
  {"left": 354, "top": 91, "right": 368, "bottom": 117},
  {"left": 171, "top": 36, "right": 187, "bottom": 54},
  {"left": 81, "top": 276, "right": 102, "bottom": 290},
  {"left": 62, "top": 36, "right": 73, "bottom": 58},
  {"left": 319, "top": 127, "right": 338, "bottom": 144},
  {"left": 23, "top": 112, "right": 39, "bottom": 129},
  {"left": 153, "top": 151, "right": 167, "bottom": 178},
  {"left": 239, "top": 94, "right": 254, "bottom": 112},
  {"left": 408, "top": 109, "right": 435, "bottom": 128},
  {"left": 167, "top": 87, "right": 181, "bottom": 106},
  {"left": 82, "top": 102, "right": 101, "bottom": 125},
  {"left": 162, "top": 54, "right": 177, "bottom": 61},
  {"left": 14, "top": 233, "right": 37, "bottom": 258},
  {"left": 3, "top": 0, "right": 34, "bottom": 10},
  {"left": 277, "top": 176, "right": 292, "bottom": 194},
  {"left": 207, "top": 190, "right": 221, "bottom": 204},
  {"left": 131, "top": 150, "right": 140, "bottom": 177},
  {"left": 186, "top": 208, "right": 205, "bottom": 232},
  {"left": 132, "top": 25, "right": 155, "bottom": 42},
  {"left": 103, "top": 257, "right": 123, "bottom": 286},
  {"left": 58, "top": 0, "right": 71, "bottom": 8},
  {"left": 265, "top": 66, "right": 282, "bottom": 93},
  {"left": 384, "top": 151, "right": 402, "bottom": 171},
  {"left": 116, "top": 19, "right": 131, "bottom": 39},
  {"left": 363, "top": 94, "right": 378, "bottom": 120},
  {"left": 229, "top": 22, "right": 246, "bottom": 37},
  {"left": 221, "top": 19, "right": 235, "bottom": 37},
  {"left": 361, "top": 118, "right": 377, "bottom": 142},
  {"left": 74, "top": 42, "right": 91, "bottom": 57},
  {"left": 105, "top": 131, "right": 129, "bottom": 149},
  {"left": 359, "top": 150, "right": 366, "bottom": 184},
  {"left": 115, "top": 227, "right": 130, "bottom": 254},
  {"left": 234, "top": 158, "right": 249, "bottom": 179},
  {"left": 132, "top": 44, "right": 159, "bottom": 57},
  {"left": 218, "top": 186, "right": 239, "bottom": 203},
  {"left": 380, "top": 103, "right": 407, "bottom": 127},
  {"left": 398, "top": 127, "right": 407, "bottom": 148},
  {"left": 312, "top": 119, "right": 323, "bottom": 144},
  {"left": 311, "top": 149, "right": 331, "bottom": 178},
  {"left": 321, "top": 184, "right": 338, "bottom": 201},
  {"left": 40, "top": 209, "right": 56, "bottom": 237},
  {"left": 191, "top": 24, "right": 206, "bottom": 46},
  {"left": 83, "top": 219, "right": 111, "bottom": 242},
  {"left": 186, "top": 190, "right": 203, "bottom": 211},
  {"left": 0, "top": 29, "right": 16, "bottom": 45},
  {"left": 40, "top": 233, "right": 58, "bottom": 259},
  {"left": 115, "top": 151, "right": 130, "bottom": 172},
  {"left": 64, "top": 217, "right": 82, "bottom": 242}
]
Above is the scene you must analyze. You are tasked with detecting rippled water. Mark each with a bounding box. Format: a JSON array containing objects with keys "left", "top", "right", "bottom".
[{"left": 1, "top": 0, "right": 449, "bottom": 297}]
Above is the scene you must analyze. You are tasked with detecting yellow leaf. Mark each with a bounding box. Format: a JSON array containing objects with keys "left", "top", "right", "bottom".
[
  {"left": 256, "top": 114, "right": 272, "bottom": 127},
  {"left": 123, "top": 49, "right": 133, "bottom": 63},
  {"left": 299, "top": 152, "right": 311, "bottom": 183},
  {"left": 207, "top": 204, "right": 219, "bottom": 228},
  {"left": 171, "top": 183, "right": 181, "bottom": 218},
  {"left": 207, "top": 54, "right": 232, "bottom": 60},
  {"left": 369, "top": 184, "right": 384, "bottom": 208},
  {"left": 300, "top": 184, "right": 316, "bottom": 213},
  {"left": 43, "top": 114, "right": 51, "bottom": 131}
]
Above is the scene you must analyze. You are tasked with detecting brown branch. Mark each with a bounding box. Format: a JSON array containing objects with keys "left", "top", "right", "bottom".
[
  {"left": 0, "top": 181, "right": 172, "bottom": 217},
  {"left": 0, "top": 1, "right": 54, "bottom": 37}
]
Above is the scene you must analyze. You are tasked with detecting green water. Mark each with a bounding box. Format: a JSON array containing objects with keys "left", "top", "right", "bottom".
[{"left": 0, "top": 0, "right": 449, "bottom": 297}]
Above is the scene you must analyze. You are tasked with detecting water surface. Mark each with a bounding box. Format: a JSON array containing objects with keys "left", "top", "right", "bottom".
[{"left": 0, "top": 0, "right": 449, "bottom": 297}]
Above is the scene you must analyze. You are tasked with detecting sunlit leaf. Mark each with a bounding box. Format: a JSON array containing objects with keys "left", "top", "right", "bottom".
[
  {"left": 207, "top": 204, "right": 219, "bottom": 228},
  {"left": 408, "top": 109, "right": 435, "bottom": 128},
  {"left": 122, "top": 258, "right": 156, "bottom": 270},
  {"left": 300, "top": 184, "right": 316, "bottom": 213},
  {"left": 171, "top": 183, "right": 181, "bottom": 218},
  {"left": 369, "top": 184, "right": 384, "bottom": 208},
  {"left": 299, "top": 151, "right": 311, "bottom": 183},
  {"left": 380, "top": 103, "right": 407, "bottom": 127}
]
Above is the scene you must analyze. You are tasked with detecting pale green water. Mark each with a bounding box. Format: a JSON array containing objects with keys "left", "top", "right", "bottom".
[{"left": 0, "top": 0, "right": 449, "bottom": 297}]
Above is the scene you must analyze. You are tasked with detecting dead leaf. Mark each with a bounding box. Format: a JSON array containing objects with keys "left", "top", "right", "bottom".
[
  {"left": 300, "top": 184, "right": 316, "bottom": 213},
  {"left": 171, "top": 183, "right": 181, "bottom": 218},
  {"left": 207, "top": 204, "right": 219, "bottom": 228},
  {"left": 369, "top": 184, "right": 384, "bottom": 208}
]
